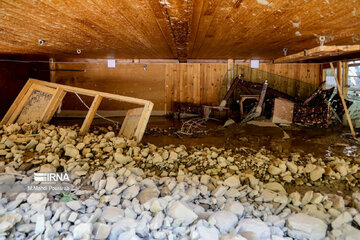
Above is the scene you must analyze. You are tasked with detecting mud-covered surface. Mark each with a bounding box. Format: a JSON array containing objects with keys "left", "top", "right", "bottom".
[{"left": 53, "top": 116, "right": 360, "bottom": 159}]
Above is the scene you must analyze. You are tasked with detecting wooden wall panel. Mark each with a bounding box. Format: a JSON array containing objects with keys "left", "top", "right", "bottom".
[
  {"left": 51, "top": 60, "right": 321, "bottom": 115},
  {"left": 54, "top": 60, "right": 166, "bottom": 113}
]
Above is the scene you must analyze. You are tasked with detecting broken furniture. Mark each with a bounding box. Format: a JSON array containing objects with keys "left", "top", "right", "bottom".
[
  {"left": 275, "top": 43, "right": 358, "bottom": 138},
  {"left": 239, "top": 95, "right": 259, "bottom": 117},
  {"left": 1, "top": 78, "right": 154, "bottom": 142},
  {"left": 242, "top": 80, "right": 268, "bottom": 122},
  {"left": 173, "top": 102, "right": 230, "bottom": 120}
]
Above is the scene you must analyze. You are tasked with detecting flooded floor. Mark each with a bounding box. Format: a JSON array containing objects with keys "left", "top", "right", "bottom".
[{"left": 53, "top": 116, "right": 360, "bottom": 159}]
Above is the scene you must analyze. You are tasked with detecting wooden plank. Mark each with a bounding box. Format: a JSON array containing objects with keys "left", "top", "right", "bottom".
[
  {"left": 1, "top": 79, "right": 34, "bottom": 125},
  {"left": 274, "top": 45, "right": 360, "bottom": 63},
  {"left": 30, "top": 78, "right": 150, "bottom": 106},
  {"left": 330, "top": 62, "right": 356, "bottom": 139},
  {"left": 133, "top": 102, "right": 154, "bottom": 141},
  {"left": 80, "top": 95, "right": 103, "bottom": 135},
  {"left": 41, "top": 87, "right": 66, "bottom": 122},
  {"left": 120, "top": 107, "right": 144, "bottom": 139}
]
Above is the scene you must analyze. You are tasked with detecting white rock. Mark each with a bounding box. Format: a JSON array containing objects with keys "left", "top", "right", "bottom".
[
  {"left": 101, "top": 206, "right": 124, "bottom": 223},
  {"left": 94, "top": 223, "right": 111, "bottom": 240},
  {"left": 212, "top": 186, "right": 228, "bottom": 197},
  {"left": 220, "top": 234, "right": 247, "bottom": 240},
  {"left": 197, "top": 225, "right": 220, "bottom": 240},
  {"left": 224, "top": 201, "right": 244, "bottom": 217},
  {"left": 44, "top": 221, "right": 59, "bottom": 239},
  {"left": 150, "top": 212, "right": 164, "bottom": 230},
  {"left": 73, "top": 223, "right": 93, "bottom": 239},
  {"left": 66, "top": 201, "right": 82, "bottom": 211},
  {"left": 263, "top": 182, "right": 287, "bottom": 195},
  {"left": 35, "top": 214, "right": 45, "bottom": 234},
  {"left": 331, "top": 212, "right": 352, "bottom": 229},
  {"left": 123, "top": 185, "right": 140, "bottom": 199},
  {"left": 91, "top": 170, "right": 104, "bottom": 182},
  {"left": 0, "top": 174, "right": 15, "bottom": 184},
  {"left": 105, "top": 177, "right": 119, "bottom": 193},
  {"left": 208, "top": 211, "right": 238, "bottom": 233},
  {"left": 167, "top": 201, "right": 198, "bottom": 225},
  {"left": 286, "top": 213, "right": 327, "bottom": 240},
  {"left": 223, "top": 176, "right": 240, "bottom": 188},
  {"left": 236, "top": 219, "right": 270, "bottom": 239},
  {"left": 0, "top": 212, "right": 22, "bottom": 233}
]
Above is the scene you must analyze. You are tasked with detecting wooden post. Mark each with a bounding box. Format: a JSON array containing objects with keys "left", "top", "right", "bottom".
[
  {"left": 80, "top": 95, "right": 103, "bottom": 135},
  {"left": 330, "top": 62, "right": 356, "bottom": 139},
  {"left": 227, "top": 59, "right": 234, "bottom": 90},
  {"left": 49, "top": 58, "right": 56, "bottom": 82},
  {"left": 343, "top": 62, "right": 349, "bottom": 99},
  {"left": 337, "top": 61, "right": 343, "bottom": 93}
]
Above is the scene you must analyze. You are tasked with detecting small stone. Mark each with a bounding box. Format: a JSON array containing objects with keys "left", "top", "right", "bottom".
[
  {"left": 0, "top": 212, "right": 22, "bottom": 233},
  {"left": 114, "top": 153, "right": 132, "bottom": 165},
  {"left": 101, "top": 207, "right": 123, "bottom": 223},
  {"left": 91, "top": 170, "right": 104, "bottom": 182},
  {"left": 263, "top": 182, "right": 287, "bottom": 195},
  {"left": 224, "top": 201, "right": 244, "bottom": 217}
]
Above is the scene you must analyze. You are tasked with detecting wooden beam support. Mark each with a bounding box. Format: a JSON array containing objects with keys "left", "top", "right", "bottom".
[
  {"left": 330, "top": 62, "right": 356, "bottom": 139},
  {"left": 41, "top": 87, "right": 66, "bottom": 123},
  {"left": 80, "top": 95, "right": 103, "bottom": 135},
  {"left": 49, "top": 58, "right": 56, "bottom": 82}
]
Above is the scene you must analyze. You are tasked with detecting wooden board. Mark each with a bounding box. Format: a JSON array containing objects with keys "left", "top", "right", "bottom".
[
  {"left": 274, "top": 45, "right": 360, "bottom": 63},
  {"left": 0, "top": 1, "right": 359, "bottom": 60},
  {"left": 120, "top": 108, "right": 145, "bottom": 140}
]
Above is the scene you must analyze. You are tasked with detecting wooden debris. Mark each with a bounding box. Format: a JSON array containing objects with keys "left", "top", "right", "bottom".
[{"left": 1, "top": 78, "right": 154, "bottom": 142}]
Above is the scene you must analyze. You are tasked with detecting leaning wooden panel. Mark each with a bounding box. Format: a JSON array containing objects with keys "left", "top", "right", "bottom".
[{"left": 120, "top": 108, "right": 144, "bottom": 140}]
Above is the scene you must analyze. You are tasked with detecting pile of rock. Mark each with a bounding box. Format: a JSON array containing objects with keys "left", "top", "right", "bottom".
[{"left": 0, "top": 123, "right": 359, "bottom": 239}]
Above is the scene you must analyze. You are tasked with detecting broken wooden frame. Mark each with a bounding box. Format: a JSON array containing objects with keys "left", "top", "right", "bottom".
[{"left": 1, "top": 78, "right": 154, "bottom": 142}]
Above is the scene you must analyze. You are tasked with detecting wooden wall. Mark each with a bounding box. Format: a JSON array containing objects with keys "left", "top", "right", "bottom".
[{"left": 52, "top": 59, "right": 321, "bottom": 115}]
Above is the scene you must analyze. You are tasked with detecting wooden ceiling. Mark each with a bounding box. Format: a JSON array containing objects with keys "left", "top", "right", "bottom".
[{"left": 0, "top": 0, "right": 359, "bottom": 61}]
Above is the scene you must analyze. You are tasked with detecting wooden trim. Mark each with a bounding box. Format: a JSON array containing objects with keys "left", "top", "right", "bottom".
[
  {"left": 274, "top": 45, "right": 360, "bottom": 63},
  {"left": 80, "top": 95, "right": 103, "bottom": 135},
  {"left": 49, "top": 58, "right": 56, "bottom": 82}
]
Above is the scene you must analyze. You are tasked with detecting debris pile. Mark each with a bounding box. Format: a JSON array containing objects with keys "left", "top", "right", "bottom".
[{"left": 0, "top": 123, "right": 359, "bottom": 239}]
